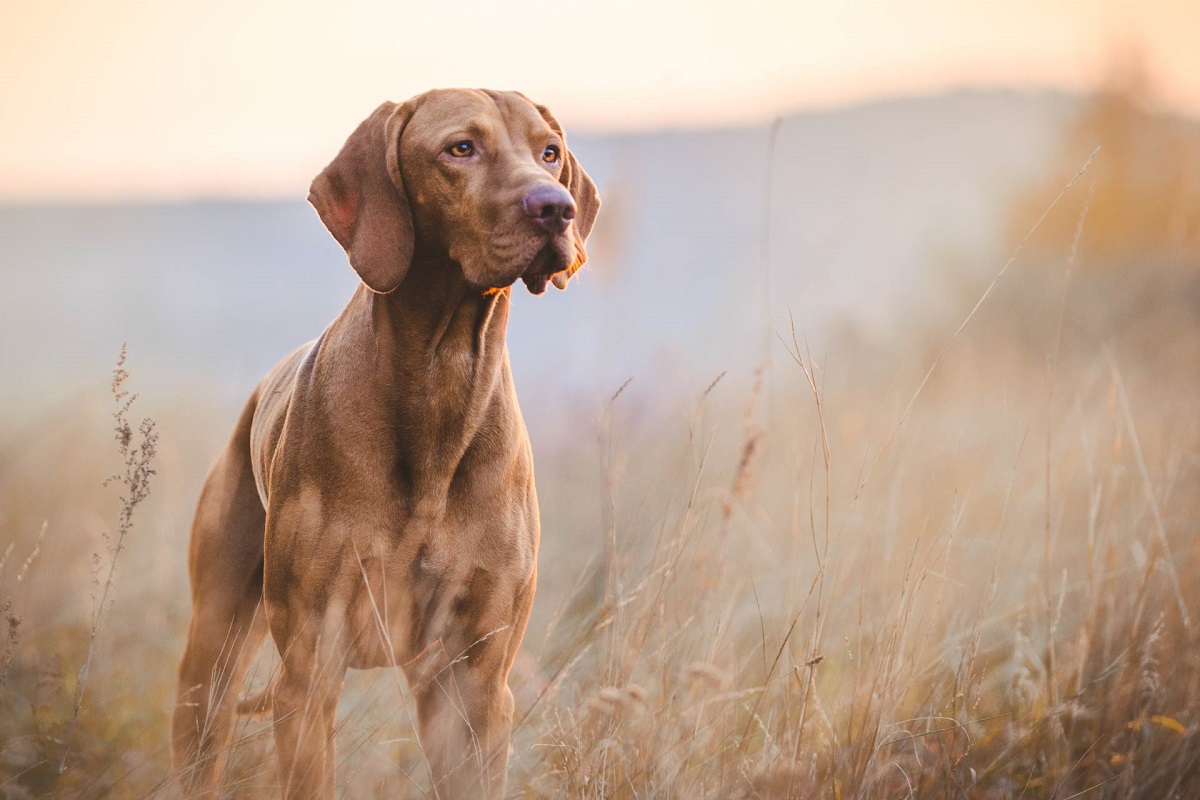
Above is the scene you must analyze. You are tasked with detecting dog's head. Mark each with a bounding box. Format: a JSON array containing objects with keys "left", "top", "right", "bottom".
[{"left": 309, "top": 88, "right": 600, "bottom": 295}]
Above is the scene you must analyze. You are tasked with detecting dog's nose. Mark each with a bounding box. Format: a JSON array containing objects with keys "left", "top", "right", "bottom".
[{"left": 522, "top": 183, "right": 575, "bottom": 233}]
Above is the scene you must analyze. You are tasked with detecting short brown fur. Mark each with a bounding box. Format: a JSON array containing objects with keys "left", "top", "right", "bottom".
[{"left": 171, "top": 88, "right": 598, "bottom": 800}]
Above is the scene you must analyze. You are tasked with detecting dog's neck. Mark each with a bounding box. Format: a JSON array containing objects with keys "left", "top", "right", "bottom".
[
  {"left": 375, "top": 254, "right": 510, "bottom": 362},
  {"left": 324, "top": 254, "right": 520, "bottom": 509}
]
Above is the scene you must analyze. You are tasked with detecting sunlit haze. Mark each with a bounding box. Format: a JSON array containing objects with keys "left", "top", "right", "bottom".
[{"left": 2, "top": 0, "right": 1198, "bottom": 200}]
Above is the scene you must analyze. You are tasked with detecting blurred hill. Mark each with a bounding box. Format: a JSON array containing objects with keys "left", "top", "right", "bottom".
[{"left": 0, "top": 89, "right": 1097, "bottom": 428}]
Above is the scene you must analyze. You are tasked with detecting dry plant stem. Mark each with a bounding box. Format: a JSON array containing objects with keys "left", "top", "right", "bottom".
[
  {"left": 0, "top": 522, "right": 46, "bottom": 692},
  {"left": 599, "top": 376, "right": 632, "bottom": 686},
  {"left": 59, "top": 345, "right": 159, "bottom": 774},
  {"left": 1040, "top": 180, "right": 1097, "bottom": 774},
  {"left": 777, "top": 327, "right": 832, "bottom": 771},
  {"left": 1107, "top": 353, "right": 1190, "bottom": 630},
  {"left": 760, "top": 115, "right": 783, "bottom": 424}
]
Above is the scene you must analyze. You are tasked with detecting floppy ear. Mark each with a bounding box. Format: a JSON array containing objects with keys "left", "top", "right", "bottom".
[
  {"left": 532, "top": 102, "right": 600, "bottom": 289},
  {"left": 309, "top": 101, "right": 415, "bottom": 294}
]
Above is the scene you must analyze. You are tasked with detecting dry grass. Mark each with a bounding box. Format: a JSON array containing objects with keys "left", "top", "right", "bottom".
[{"left": 2, "top": 176, "right": 1200, "bottom": 797}]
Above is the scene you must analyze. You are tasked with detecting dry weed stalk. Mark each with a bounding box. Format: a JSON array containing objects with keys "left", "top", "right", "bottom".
[
  {"left": 59, "top": 344, "right": 158, "bottom": 774},
  {"left": 0, "top": 523, "right": 45, "bottom": 695}
]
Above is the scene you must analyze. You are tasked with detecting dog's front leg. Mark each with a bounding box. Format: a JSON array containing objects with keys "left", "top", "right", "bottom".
[
  {"left": 406, "top": 571, "right": 535, "bottom": 800},
  {"left": 411, "top": 659, "right": 515, "bottom": 800},
  {"left": 269, "top": 607, "right": 348, "bottom": 800}
]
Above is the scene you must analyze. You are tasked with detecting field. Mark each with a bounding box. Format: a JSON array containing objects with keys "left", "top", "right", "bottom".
[{"left": 3, "top": 98, "right": 1200, "bottom": 798}]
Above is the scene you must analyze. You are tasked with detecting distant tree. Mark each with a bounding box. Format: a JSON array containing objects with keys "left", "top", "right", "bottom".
[{"left": 1008, "top": 46, "right": 1200, "bottom": 264}]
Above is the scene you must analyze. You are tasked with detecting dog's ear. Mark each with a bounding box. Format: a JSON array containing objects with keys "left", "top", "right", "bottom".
[
  {"left": 532, "top": 102, "right": 600, "bottom": 290},
  {"left": 309, "top": 101, "right": 415, "bottom": 294}
]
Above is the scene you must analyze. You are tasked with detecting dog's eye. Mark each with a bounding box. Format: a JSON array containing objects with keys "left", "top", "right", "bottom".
[
  {"left": 447, "top": 141, "right": 475, "bottom": 158},
  {"left": 542, "top": 145, "right": 560, "bottom": 164}
]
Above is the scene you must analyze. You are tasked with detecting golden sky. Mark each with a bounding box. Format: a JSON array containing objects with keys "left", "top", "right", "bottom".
[{"left": 2, "top": 0, "right": 1197, "bottom": 200}]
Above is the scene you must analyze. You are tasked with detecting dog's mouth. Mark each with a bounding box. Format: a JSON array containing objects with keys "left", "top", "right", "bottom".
[
  {"left": 518, "top": 251, "right": 568, "bottom": 296},
  {"left": 463, "top": 225, "right": 577, "bottom": 295},
  {"left": 518, "top": 233, "right": 576, "bottom": 295}
]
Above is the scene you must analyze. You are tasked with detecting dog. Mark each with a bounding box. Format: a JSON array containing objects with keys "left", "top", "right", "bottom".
[{"left": 171, "top": 88, "right": 599, "bottom": 799}]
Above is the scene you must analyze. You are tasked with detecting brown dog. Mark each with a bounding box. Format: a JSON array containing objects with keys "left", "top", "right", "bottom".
[{"left": 171, "top": 88, "right": 598, "bottom": 799}]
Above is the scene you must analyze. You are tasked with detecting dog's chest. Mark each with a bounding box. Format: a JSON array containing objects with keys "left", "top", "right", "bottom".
[{"left": 339, "top": 499, "right": 536, "bottom": 671}]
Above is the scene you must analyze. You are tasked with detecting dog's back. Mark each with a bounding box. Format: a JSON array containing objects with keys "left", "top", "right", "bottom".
[{"left": 248, "top": 339, "right": 318, "bottom": 508}]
